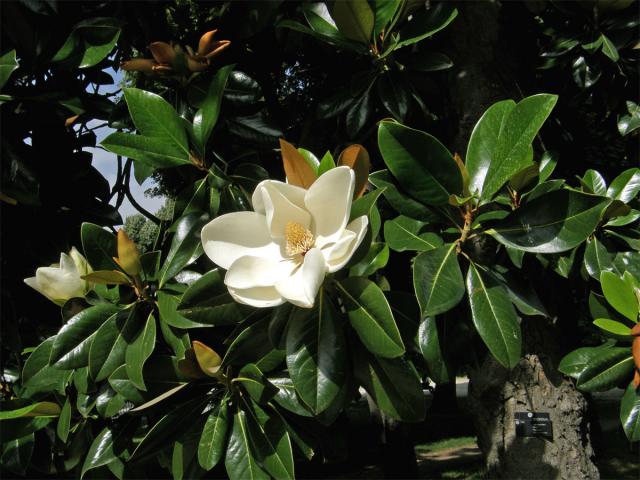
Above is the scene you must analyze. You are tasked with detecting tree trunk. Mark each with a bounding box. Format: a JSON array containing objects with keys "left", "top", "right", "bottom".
[
  {"left": 467, "top": 318, "right": 599, "bottom": 479},
  {"left": 442, "top": 2, "right": 600, "bottom": 478}
]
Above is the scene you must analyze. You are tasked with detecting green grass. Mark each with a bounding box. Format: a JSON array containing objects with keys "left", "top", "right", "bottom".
[{"left": 414, "top": 436, "right": 477, "bottom": 453}]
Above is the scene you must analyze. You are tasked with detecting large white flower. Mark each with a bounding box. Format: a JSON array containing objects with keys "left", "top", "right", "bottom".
[
  {"left": 24, "top": 247, "right": 92, "bottom": 305},
  {"left": 201, "top": 166, "right": 368, "bottom": 308}
]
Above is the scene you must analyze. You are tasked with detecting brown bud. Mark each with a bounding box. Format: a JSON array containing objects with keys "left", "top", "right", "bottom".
[
  {"left": 186, "top": 55, "right": 209, "bottom": 73},
  {"left": 633, "top": 337, "right": 640, "bottom": 371},
  {"left": 198, "top": 29, "right": 218, "bottom": 56},
  {"left": 634, "top": 369, "right": 640, "bottom": 388},
  {"left": 338, "top": 144, "right": 370, "bottom": 199},
  {"left": 631, "top": 322, "right": 640, "bottom": 337},
  {"left": 149, "top": 41, "right": 175, "bottom": 64},
  {"left": 120, "top": 58, "right": 157, "bottom": 73},
  {"left": 204, "top": 40, "right": 231, "bottom": 60}
]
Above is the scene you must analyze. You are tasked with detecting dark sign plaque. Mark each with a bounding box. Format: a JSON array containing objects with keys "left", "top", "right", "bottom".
[{"left": 515, "top": 412, "right": 553, "bottom": 439}]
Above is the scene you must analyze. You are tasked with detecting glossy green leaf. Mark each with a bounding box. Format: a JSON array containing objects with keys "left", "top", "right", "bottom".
[
  {"left": 80, "top": 426, "right": 125, "bottom": 478},
  {"left": 581, "top": 169, "right": 607, "bottom": 196},
  {"left": 413, "top": 243, "right": 464, "bottom": 317},
  {"left": 158, "top": 212, "right": 209, "bottom": 287},
  {"left": 396, "top": 3, "right": 457, "bottom": 48},
  {"left": 237, "top": 364, "right": 278, "bottom": 404},
  {"left": 418, "top": 317, "right": 451, "bottom": 384},
  {"left": 576, "top": 347, "right": 634, "bottom": 392},
  {"left": 593, "top": 318, "right": 631, "bottom": 336},
  {"left": 538, "top": 151, "right": 557, "bottom": 182},
  {"left": 286, "top": 292, "right": 347, "bottom": 414},
  {"left": 490, "top": 270, "right": 548, "bottom": 318},
  {"left": 618, "top": 101, "right": 640, "bottom": 136},
  {"left": 584, "top": 237, "right": 615, "bottom": 280},
  {"left": 0, "top": 401, "right": 60, "bottom": 420},
  {"left": 466, "top": 95, "right": 557, "bottom": 201},
  {"left": 558, "top": 342, "right": 614, "bottom": 379},
  {"left": 21, "top": 338, "right": 69, "bottom": 396},
  {"left": 369, "top": 170, "right": 434, "bottom": 220},
  {"left": 410, "top": 52, "right": 453, "bottom": 72},
  {"left": 52, "top": 18, "right": 121, "bottom": 69},
  {"left": 346, "top": 85, "right": 373, "bottom": 138},
  {"left": 101, "top": 133, "right": 191, "bottom": 169},
  {"left": 378, "top": 121, "right": 461, "bottom": 206},
  {"left": 244, "top": 400, "right": 294, "bottom": 479},
  {"left": 620, "top": 382, "right": 640, "bottom": 442},
  {"left": 487, "top": 189, "right": 611, "bottom": 253},
  {"left": 467, "top": 263, "right": 521, "bottom": 369},
  {"left": 601, "top": 271, "right": 639, "bottom": 322},
  {"left": 88, "top": 306, "right": 140, "bottom": 381},
  {"left": 600, "top": 34, "right": 620, "bottom": 62},
  {"left": 225, "top": 410, "right": 269, "bottom": 480},
  {"left": 50, "top": 304, "right": 120, "bottom": 369},
  {"left": 377, "top": 72, "right": 410, "bottom": 121},
  {"left": 373, "top": 0, "right": 400, "bottom": 35},
  {"left": 384, "top": 216, "right": 442, "bottom": 252},
  {"left": 317, "top": 151, "right": 336, "bottom": 176},
  {"left": 132, "top": 397, "right": 206, "bottom": 460},
  {"left": 1, "top": 434, "right": 34, "bottom": 476},
  {"left": 278, "top": 19, "right": 366, "bottom": 53},
  {"left": 95, "top": 385, "right": 126, "bottom": 418},
  {"left": 158, "top": 290, "right": 208, "bottom": 330},
  {"left": 355, "top": 351, "right": 425, "bottom": 422},
  {"left": 176, "top": 269, "right": 246, "bottom": 326},
  {"left": 56, "top": 398, "right": 71, "bottom": 443},
  {"left": 269, "top": 376, "right": 312, "bottom": 417},
  {"left": 125, "top": 313, "right": 156, "bottom": 390},
  {"left": 0, "top": 50, "right": 18, "bottom": 90},
  {"left": 349, "top": 242, "right": 389, "bottom": 277},
  {"left": 607, "top": 168, "right": 640, "bottom": 203},
  {"left": 331, "top": 0, "right": 374, "bottom": 44},
  {"left": 81, "top": 222, "right": 118, "bottom": 271},
  {"left": 198, "top": 396, "right": 229, "bottom": 470},
  {"left": 193, "top": 65, "right": 233, "bottom": 150},
  {"left": 337, "top": 277, "right": 404, "bottom": 358}
]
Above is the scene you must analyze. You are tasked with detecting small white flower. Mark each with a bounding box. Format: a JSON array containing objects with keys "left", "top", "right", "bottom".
[
  {"left": 201, "top": 166, "right": 368, "bottom": 308},
  {"left": 24, "top": 247, "right": 92, "bottom": 305}
]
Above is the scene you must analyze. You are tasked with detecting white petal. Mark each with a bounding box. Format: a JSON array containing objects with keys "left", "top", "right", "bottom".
[
  {"left": 258, "top": 182, "right": 311, "bottom": 240},
  {"left": 326, "top": 215, "right": 369, "bottom": 273},
  {"left": 227, "top": 285, "right": 286, "bottom": 308},
  {"left": 305, "top": 166, "right": 355, "bottom": 245},
  {"left": 275, "top": 248, "right": 326, "bottom": 308},
  {"left": 35, "top": 267, "right": 85, "bottom": 301},
  {"left": 201, "top": 211, "right": 282, "bottom": 270},
  {"left": 24, "top": 276, "right": 46, "bottom": 297},
  {"left": 225, "top": 255, "right": 296, "bottom": 289},
  {"left": 59, "top": 252, "right": 78, "bottom": 275},
  {"left": 252, "top": 180, "right": 307, "bottom": 215},
  {"left": 69, "top": 247, "right": 91, "bottom": 275}
]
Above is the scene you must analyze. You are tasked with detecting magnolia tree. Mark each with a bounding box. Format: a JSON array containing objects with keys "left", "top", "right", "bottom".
[{"left": 1, "top": 1, "right": 638, "bottom": 479}]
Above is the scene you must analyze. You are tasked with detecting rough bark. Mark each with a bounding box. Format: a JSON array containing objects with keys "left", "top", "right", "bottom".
[
  {"left": 442, "top": 2, "right": 600, "bottom": 478},
  {"left": 468, "top": 318, "right": 599, "bottom": 479}
]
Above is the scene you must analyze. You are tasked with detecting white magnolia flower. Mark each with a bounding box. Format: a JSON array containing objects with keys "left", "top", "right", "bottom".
[
  {"left": 201, "top": 166, "right": 368, "bottom": 308},
  {"left": 24, "top": 247, "right": 92, "bottom": 305}
]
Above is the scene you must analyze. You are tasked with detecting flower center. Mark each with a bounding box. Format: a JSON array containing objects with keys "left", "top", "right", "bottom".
[{"left": 285, "top": 221, "right": 315, "bottom": 257}]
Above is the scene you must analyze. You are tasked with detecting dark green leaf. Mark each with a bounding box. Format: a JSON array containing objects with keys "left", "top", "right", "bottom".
[
  {"left": 369, "top": 170, "right": 435, "bottom": 220},
  {"left": 349, "top": 242, "right": 389, "bottom": 277},
  {"left": 286, "top": 293, "right": 347, "bottom": 414},
  {"left": 269, "top": 376, "right": 312, "bottom": 417},
  {"left": 384, "top": 216, "right": 442, "bottom": 252},
  {"left": 396, "top": 3, "right": 457, "bottom": 48},
  {"left": 244, "top": 400, "right": 294, "bottom": 479},
  {"left": 56, "top": 398, "right": 71, "bottom": 443},
  {"left": 337, "top": 277, "right": 404, "bottom": 358},
  {"left": 373, "top": 0, "right": 400, "bottom": 35},
  {"left": 378, "top": 121, "right": 461, "bottom": 205},
  {"left": 418, "top": 317, "right": 451, "bottom": 384},
  {"left": 125, "top": 313, "right": 156, "bottom": 390},
  {"left": 225, "top": 410, "right": 269, "bottom": 480},
  {"left": 198, "top": 396, "right": 229, "bottom": 470},
  {"left": 52, "top": 18, "right": 121, "bottom": 69},
  {"left": 580, "top": 169, "right": 607, "bottom": 195},
  {"left": 584, "top": 237, "right": 615, "bottom": 280},
  {"left": 558, "top": 342, "right": 614, "bottom": 379},
  {"left": 331, "top": 0, "right": 374, "bottom": 44},
  {"left": 1, "top": 434, "right": 34, "bottom": 476},
  {"left": 576, "top": 347, "right": 634, "bottom": 392},
  {"left": 377, "top": 72, "right": 410, "bottom": 121},
  {"left": 101, "top": 132, "right": 191, "bottom": 169},
  {"left": 237, "top": 364, "right": 278, "bottom": 404},
  {"left": 21, "top": 338, "right": 69, "bottom": 396},
  {"left": 158, "top": 212, "right": 209, "bottom": 287},
  {"left": 467, "top": 263, "right": 521, "bottom": 369},
  {"left": 620, "top": 382, "right": 640, "bottom": 442},
  {"left": 487, "top": 189, "right": 611, "bottom": 253},
  {"left": 193, "top": 65, "right": 233, "bottom": 150},
  {"left": 81, "top": 222, "right": 118, "bottom": 271},
  {"left": 355, "top": 351, "right": 425, "bottom": 422},
  {"left": 413, "top": 243, "right": 464, "bottom": 316},
  {"left": 80, "top": 426, "right": 125, "bottom": 478},
  {"left": 50, "top": 304, "right": 120, "bottom": 369},
  {"left": 88, "top": 306, "right": 140, "bottom": 381},
  {"left": 607, "top": 168, "right": 640, "bottom": 203},
  {"left": 466, "top": 95, "right": 558, "bottom": 201},
  {"left": 409, "top": 52, "right": 453, "bottom": 72},
  {"left": 346, "top": 85, "right": 373, "bottom": 138},
  {"left": 0, "top": 50, "right": 18, "bottom": 90}
]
